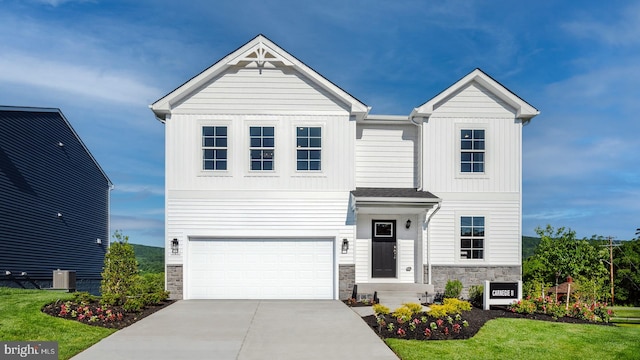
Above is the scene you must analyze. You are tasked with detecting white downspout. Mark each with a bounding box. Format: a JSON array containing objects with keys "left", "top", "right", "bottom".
[{"left": 425, "top": 202, "right": 441, "bottom": 285}]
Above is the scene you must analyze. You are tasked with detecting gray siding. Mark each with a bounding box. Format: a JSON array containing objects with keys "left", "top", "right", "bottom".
[{"left": 0, "top": 108, "right": 111, "bottom": 281}]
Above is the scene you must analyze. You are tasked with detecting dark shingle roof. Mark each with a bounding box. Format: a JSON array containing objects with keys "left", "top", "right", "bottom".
[{"left": 351, "top": 187, "right": 439, "bottom": 199}]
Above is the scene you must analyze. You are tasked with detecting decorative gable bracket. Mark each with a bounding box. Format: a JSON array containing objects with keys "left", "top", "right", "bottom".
[{"left": 228, "top": 41, "right": 294, "bottom": 72}]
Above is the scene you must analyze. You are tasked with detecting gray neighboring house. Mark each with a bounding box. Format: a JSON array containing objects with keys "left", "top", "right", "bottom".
[{"left": 0, "top": 106, "right": 112, "bottom": 293}]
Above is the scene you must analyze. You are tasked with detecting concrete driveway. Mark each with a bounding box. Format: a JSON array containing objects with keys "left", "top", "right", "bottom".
[{"left": 71, "top": 300, "right": 398, "bottom": 360}]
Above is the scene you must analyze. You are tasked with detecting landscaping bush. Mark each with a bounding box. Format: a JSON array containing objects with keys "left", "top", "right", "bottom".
[
  {"left": 468, "top": 285, "right": 483, "bottom": 306},
  {"left": 427, "top": 298, "right": 471, "bottom": 317},
  {"left": 444, "top": 279, "right": 463, "bottom": 299},
  {"left": 100, "top": 231, "right": 138, "bottom": 307},
  {"left": 372, "top": 304, "right": 390, "bottom": 315},
  {"left": 508, "top": 296, "right": 613, "bottom": 322}
]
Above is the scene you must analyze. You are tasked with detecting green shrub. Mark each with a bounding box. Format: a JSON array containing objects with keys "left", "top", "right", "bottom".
[
  {"left": 426, "top": 303, "right": 452, "bottom": 318},
  {"left": 72, "top": 291, "right": 97, "bottom": 305},
  {"left": 372, "top": 304, "right": 390, "bottom": 315},
  {"left": 392, "top": 306, "right": 415, "bottom": 322},
  {"left": 426, "top": 299, "right": 471, "bottom": 318},
  {"left": 402, "top": 302, "right": 424, "bottom": 314},
  {"left": 122, "top": 297, "right": 145, "bottom": 312},
  {"left": 510, "top": 299, "right": 537, "bottom": 314},
  {"left": 444, "top": 298, "right": 472, "bottom": 313},
  {"left": 444, "top": 279, "right": 463, "bottom": 299},
  {"left": 100, "top": 231, "right": 138, "bottom": 307},
  {"left": 468, "top": 285, "right": 483, "bottom": 306}
]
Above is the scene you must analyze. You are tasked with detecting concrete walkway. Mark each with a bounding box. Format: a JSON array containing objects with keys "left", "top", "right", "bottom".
[{"left": 71, "top": 300, "right": 398, "bottom": 360}]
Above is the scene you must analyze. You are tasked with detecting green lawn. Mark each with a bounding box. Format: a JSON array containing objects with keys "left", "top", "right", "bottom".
[
  {"left": 610, "top": 307, "right": 640, "bottom": 328},
  {"left": 386, "top": 318, "right": 640, "bottom": 360},
  {"left": 0, "top": 287, "right": 115, "bottom": 360}
]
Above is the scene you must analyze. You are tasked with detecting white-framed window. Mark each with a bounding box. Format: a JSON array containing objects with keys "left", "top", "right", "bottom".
[
  {"left": 460, "top": 216, "right": 484, "bottom": 260},
  {"left": 202, "top": 126, "right": 227, "bottom": 171},
  {"left": 249, "top": 126, "right": 275, "bottom": 171},
  {"left": 461, "top": 129, "right": 485, "bottom": 173},
  {"left": 296, "top": 126, "right": 321, "bottom": 171}
]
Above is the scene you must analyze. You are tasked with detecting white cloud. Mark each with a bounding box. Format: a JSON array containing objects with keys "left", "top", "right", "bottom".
[
  {"left": 563, "top": 4, "right": 640, "bottom": 46},
  {"left": 0, "top": 52, "right": 160, "bottom": 106},
  {"left": 32, "top": 0, "right": 94, "bottom": 6}
]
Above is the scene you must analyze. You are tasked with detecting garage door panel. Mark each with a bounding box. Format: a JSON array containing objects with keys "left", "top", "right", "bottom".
[{"left": 187, "top": 239, "right": 334, "bottom": 299}]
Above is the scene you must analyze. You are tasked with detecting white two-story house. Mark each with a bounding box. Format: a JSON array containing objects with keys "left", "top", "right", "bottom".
[{"left": 150, "top": 35, "right": 538, "bottom": 300}]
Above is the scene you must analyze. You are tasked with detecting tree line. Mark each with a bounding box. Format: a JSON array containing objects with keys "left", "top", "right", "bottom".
[{"left": 523, "top": 225, "right": 640, "bottom": 306}]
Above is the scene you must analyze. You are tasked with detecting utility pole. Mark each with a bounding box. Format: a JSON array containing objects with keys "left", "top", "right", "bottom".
[{"left": 608, "top": 236, "right": 614, "bottom": 305}]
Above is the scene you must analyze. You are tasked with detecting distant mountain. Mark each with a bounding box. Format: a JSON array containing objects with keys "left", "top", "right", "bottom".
[
  {"left": 522, "top": 236, "right": 541, "bottom": 260},
  {"left": 131, "top": 244, "right": 164, "bottom": 274}
]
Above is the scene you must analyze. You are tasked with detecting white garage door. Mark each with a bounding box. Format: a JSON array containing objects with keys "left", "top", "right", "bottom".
[{"left": 187, "top": 239, "right": 334, "bottom": 299}]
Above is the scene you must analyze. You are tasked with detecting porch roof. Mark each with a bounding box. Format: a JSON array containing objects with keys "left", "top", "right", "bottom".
[{"left": 351, "top": 188, "right": 440, "bottom": 208}]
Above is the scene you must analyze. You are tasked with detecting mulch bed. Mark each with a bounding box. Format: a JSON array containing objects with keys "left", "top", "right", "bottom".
[
  {"left": 42, "top": 299, "right": 175, "bottom": 330},
  {"left": 362, "top": 306, "right": 612, "bottom": 340}
]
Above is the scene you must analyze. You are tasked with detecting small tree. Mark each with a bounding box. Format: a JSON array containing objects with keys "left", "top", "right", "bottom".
[{"left": 100, "top": 231, "right": 138, "bottom": 306}]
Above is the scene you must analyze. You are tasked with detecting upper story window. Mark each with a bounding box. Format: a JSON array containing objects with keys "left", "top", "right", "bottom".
[
  {"left": 296, "top": 127, "right": 321, "bottom": 171},
  {"left": 202, "top": 126, "right": 227, "bottom": 171},
  {"left": 460, "top": 216, "right": 484, "bottom": 260},
  {"left": 250, "top": 126, "right": 274, "bottom": 171},
  {"left": 461, "top": 129, "right": 485, "bottom": 173}
]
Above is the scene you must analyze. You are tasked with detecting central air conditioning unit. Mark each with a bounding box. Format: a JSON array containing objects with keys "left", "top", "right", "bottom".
[{"left": 52, "top": 270, "right": 76, "bottom": 291}]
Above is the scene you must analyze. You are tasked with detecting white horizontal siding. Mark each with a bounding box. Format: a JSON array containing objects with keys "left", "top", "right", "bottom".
[
  {"left": 356, "top": 124, "right": 417, "bottom": 188},
  {"left": 174, "top": 67, "right": 349, "bottom": 114},
  {"left": 427, "top": 197, "right": 520, "bottom": 266},
  {"left": 433, "top": 82, "right": 516, "bottom": 118},
  {"left": 166, "top": 191, "right": 355, "bottom": 265}
]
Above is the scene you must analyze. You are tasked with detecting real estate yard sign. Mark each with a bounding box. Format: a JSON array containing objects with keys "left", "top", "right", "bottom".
[{"left": 483, "top": 280, "right": 522, "bottom": 310}]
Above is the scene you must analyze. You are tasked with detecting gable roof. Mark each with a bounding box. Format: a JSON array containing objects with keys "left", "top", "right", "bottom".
[
  {"left": 0, "top": 106, "right": 113, "bottom": 187},
  {"left": 410, "top": 68, "right": 539, "bottom": 121},
  {"left": 150, "top": 34, "right": 370, "bottom": 122}
]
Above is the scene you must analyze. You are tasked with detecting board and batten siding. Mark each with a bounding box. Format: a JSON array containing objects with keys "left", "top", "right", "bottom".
[
  {"left": 166, "top": 191, "right": 355, "bottom": 265},
  {"left": 0, "top": 110, "right": 110, "bottom": 280},
  {"left": 166, "top": 114, "right": 355, "bottom": 192},
  {"left": 356, "top": 124, "right": 418, "bottom": 188},
  {"left": 173, "top": 66, "right": 351, "bottom": 115},
  {"left": 421, "top": 81, "right": 522, "bottom": 194},
  {"left": 427, "top": 197, "right": 521, "bottom": 266}
]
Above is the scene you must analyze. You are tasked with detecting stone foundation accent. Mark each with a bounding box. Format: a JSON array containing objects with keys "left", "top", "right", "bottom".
[
  {"left": 339, "top": 264, "right": 355, "bottom": 300},
  {"left": 166, "top": 265, "right": 183, "bottom": 300},
  {"left": 424, "top": 265, "right": 521, "bottom": 299}
]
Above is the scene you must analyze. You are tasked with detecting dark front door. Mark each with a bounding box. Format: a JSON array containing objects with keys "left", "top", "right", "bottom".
[{"left": 372, "top": 220, "right": 396, "bottom": 278}]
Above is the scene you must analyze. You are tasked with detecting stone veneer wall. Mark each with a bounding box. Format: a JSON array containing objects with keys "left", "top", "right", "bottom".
[
  {"left": 339, "top": 264, "right": 355, "bottom": 300},
  {"left": 424, "top": 265, "right": 521, "bottom": 299},
  {"left": 166, "top": 265, "right": 183, "bottom": 300}
]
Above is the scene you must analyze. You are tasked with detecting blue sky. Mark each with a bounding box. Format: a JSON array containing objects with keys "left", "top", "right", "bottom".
[{"left": 1, "top": 0, "right": 639, "bottom": 246}]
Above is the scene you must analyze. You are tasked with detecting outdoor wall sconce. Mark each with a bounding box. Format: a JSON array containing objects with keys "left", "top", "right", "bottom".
[
  {"left": 171, "top": 238, "right": 180, "bottom": 255},
  {"left": 405, "top": 219, "right": 412, "bottom": 229},
  {"left": 96, "top": 238, "right": 102, "bottom": 245},
  {"left": 341, "top": 239, "right": 349, "bottom": 254}
]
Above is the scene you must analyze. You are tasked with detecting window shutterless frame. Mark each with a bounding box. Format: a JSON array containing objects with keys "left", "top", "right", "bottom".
[
  {"left": 249, "top": 126, "right": 275, "bottom": 171},
  {"left": 296, "top": 126, "right": 321, "bottom": 171},
  {"left": 202, "top": 125, "right": 228, "bottom": 171},
  {"left": 459, "top": 216, "right": 485, "bottom": 260}
]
